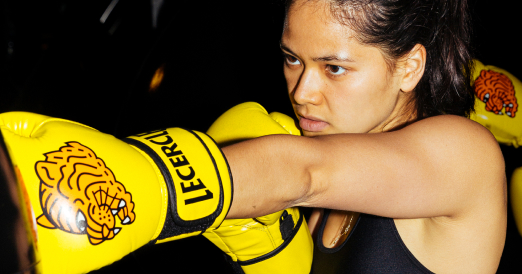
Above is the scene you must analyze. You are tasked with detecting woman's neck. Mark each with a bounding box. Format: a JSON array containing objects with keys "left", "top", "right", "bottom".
[{"left": 368, "top": 92, "right": 417, "bottom": 133}]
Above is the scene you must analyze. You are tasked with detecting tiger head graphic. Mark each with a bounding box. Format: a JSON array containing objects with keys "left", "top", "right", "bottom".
[
  {"left": 474, "top": 69, "right": 518, "bottom": 118},
  {"left": 35, "top": 142, "right": 136, "bottom": 245}
]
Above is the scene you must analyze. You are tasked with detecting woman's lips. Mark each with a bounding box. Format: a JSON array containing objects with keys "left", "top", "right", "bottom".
[{"left": 299, "top": 116, "right": 329, "bottom": 132}]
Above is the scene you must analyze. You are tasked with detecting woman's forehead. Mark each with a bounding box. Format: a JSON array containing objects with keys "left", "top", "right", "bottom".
[
  {"left": 284, "top": 0, "right": 356, "bottom": 41},
  {"left": 282, "top": 0, "right": 361, "bottom": 59}
]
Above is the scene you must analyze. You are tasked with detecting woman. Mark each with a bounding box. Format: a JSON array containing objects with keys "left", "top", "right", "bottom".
[{"left": 222, "top": 0, "right": 506, "bottom": 273}]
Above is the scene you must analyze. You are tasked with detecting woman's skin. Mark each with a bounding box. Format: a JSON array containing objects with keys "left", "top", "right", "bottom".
[{"left": 223, "top": 0, "right": 507, "bottom": 273}]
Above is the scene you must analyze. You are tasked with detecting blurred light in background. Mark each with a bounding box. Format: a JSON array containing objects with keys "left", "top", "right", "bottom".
[{"left": 148, "top": 63, "right": 165, "bottom": 93}]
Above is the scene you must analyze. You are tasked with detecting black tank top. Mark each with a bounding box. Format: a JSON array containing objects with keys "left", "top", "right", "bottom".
[{"left": 311, "top": 210, "right": 435, "bottom": 274}]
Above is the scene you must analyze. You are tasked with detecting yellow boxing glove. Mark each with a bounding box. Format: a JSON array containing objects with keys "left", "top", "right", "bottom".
[
  {"left": 511, "top": 167, "right": 522, "bottom": 237},
  {"left": 470, "top": 60, "right": 522, "bottom": 147},
  {"left": 203, "top": 102, "right": 313, "bottom": 274},
  {"left": 0, "top": 112, "right": 232, "bottom": 274}
]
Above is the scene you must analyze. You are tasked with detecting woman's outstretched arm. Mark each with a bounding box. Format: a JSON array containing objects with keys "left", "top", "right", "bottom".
[{"left": 224, "top": 115, "right": 506, "bottom": 220}]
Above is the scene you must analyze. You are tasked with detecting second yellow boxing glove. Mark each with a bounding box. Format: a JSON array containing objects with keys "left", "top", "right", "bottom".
[
  {"left": 203, "top": 102, "right": 314, "bottom": 274},
  {"left": 470, "top": 60, "right": 522, "bottom": 147}
]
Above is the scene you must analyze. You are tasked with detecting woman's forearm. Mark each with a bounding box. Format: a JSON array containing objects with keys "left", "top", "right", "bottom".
[{"left": 223, "top": 134, "right": 317, "bottom": 219}]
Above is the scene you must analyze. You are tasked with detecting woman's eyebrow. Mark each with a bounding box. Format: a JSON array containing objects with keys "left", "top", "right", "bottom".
[
  {"left": 280, "top": 42, "right": 355, "bottom": 63},
  {"left": 312, "top": 55, "right": 355, "bottom": 63}
]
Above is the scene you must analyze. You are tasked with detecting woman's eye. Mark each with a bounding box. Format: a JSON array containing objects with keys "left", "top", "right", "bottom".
[
  {"left": 285, "top": 55, "right": 301, "bottom": 66},
  {"left": 327, "top": 65, "right": 346, "bottom": 75}
]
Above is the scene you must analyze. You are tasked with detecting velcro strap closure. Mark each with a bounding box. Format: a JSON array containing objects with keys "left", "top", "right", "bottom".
[{"left": 125, "top": 128, "right": 232, "bottom": 233}]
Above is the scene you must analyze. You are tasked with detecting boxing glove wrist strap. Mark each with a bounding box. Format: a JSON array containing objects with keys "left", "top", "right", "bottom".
[{"left": 125, "top": 127, "right": 233, "bottom": 240}]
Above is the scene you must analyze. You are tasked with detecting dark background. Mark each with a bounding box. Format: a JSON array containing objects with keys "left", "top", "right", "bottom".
[{"left": 1, "top": 0, "right": 521, "bottom": 273}]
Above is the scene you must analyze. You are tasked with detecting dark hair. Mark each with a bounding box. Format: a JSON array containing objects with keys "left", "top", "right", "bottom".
[{"left": 285, "top": 0, "right": 475, "bottom": 119}]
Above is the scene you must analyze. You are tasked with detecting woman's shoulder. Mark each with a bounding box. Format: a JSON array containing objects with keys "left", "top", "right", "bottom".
[
  {"left": 406, "top": 114, "right": 501, "bottom": 156},
  {"left": 403, "top": 114, "right": 505, "bottom": 189},
  {"left": 408, "top": 114, "right": 493, "bottom": 135}
]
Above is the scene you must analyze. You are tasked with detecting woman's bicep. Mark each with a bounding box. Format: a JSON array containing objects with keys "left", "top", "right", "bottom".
[{"left": 298, "top": 132, "right": 437, "bottom": 217}]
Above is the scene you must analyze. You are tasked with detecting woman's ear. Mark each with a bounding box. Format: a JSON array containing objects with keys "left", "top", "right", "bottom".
[{"left": 400, "top": 44, "right": 426, "bottom": 93}]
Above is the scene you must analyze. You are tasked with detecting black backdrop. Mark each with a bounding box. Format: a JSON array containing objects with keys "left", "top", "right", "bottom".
[{"left": 1, "top": 0, "right": 521, "bottom": 273}]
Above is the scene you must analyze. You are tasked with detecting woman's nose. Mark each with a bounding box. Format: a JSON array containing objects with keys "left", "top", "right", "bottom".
[{"left": 291, "top": 69, "right": 324, "bottom": 106}]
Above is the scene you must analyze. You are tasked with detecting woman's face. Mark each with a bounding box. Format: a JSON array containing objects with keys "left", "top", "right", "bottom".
[{"left": 282, "top": 0, "right": 408, "bottom": 136}]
